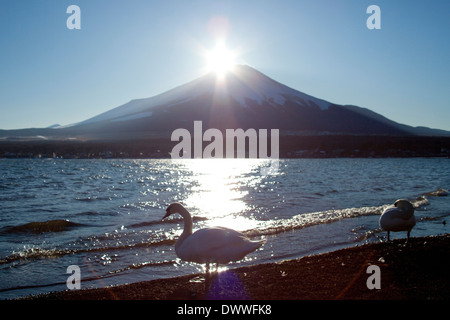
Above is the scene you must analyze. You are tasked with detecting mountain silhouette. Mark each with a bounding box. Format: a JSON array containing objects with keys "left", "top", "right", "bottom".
[{"left": 1, "top": 65, "right": 449, "bottom": 140}]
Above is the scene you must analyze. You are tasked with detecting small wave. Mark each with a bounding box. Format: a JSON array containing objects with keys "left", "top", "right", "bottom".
[
  {"left": 75, "top": 211, "right": 118, "bottom": 217},
  {"left": 412, "top": 196, "right": 430, "bottom": 208},
  {"left": 0, "top": 247, "right": 73, "bottom": 265},
  {"left": 244, "top": 205, "right": 386, "bottom": 238},
  {"left": 120, "top": 216, "right": 207, "bottom": 230},
  {"left": 76, "top": 211, "right": 101, "bottom": 216},
  {"left": 423, "top": 188, "right": 449, "bottom": 197},
  {"left": 75, "top": 196, "right": 112, "bottom": 202},
  {"left": 108, "top": 260, "right": 177, "bottom": 275},
  {"left": 243, "top": 196, "right": 432, "bottom": 238},
  {"left": 127, "top": 220, "right": 167, "bottom": 229},
  {"left": 419, "top": 214, "right": 450, "bottom": 223},
  {"left": 1, "top": 219, "right": 82, "bottom": 234},
  {"left": 0, "top": 238, "right": 177, "bottom": 265}
]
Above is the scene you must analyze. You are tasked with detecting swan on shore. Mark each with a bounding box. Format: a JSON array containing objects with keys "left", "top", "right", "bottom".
[
  {"left": 379, "top": 199, "right": 416, "bottom": 241},
  {"left": 162, "top": 203, "right": 265, "bottom": 276}
]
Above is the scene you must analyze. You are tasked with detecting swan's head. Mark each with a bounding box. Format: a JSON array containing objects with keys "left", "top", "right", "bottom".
[
  {"left": 394, "top": 199, "right": 414, "bottom": 215},
  {"left": 162, "top": 202, "right": 184, "bottom": 220}
]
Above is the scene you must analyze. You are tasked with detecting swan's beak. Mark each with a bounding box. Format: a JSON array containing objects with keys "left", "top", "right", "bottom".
[{"left": 162, "top": 210, "right": 170, "bottom": 220}]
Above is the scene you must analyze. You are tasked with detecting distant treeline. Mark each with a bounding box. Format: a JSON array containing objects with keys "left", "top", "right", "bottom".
[
  {"left": 1, "top": 135, "right": 449, "bottom": 159},
  {"left": 278, "top": 135, "right": 450, "bottom": 158}
]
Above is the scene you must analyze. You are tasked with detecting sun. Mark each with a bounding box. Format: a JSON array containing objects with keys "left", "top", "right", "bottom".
[{"left": 205, "top": 43, "right": 237, "bottom": 76}]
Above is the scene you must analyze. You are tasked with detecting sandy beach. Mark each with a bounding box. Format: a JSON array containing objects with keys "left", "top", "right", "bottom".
[{"left": 21, "top": 233, "right": 450, "bottom": 300}]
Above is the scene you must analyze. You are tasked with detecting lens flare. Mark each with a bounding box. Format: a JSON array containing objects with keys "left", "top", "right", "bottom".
[{"left": 205, "top": 43, "right": 237, "bottom": 77}]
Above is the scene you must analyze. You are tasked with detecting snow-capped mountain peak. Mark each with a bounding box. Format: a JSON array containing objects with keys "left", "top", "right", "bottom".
[
  {"left": 76, "top": 65, "right": 331, "bottom": 126},
  {"left": 224, "top": 65, "right": 330, "bottom": 110}
]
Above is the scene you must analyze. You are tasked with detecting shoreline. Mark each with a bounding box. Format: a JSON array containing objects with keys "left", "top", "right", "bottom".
[
  {"left": 21, "top": 233, "right": 450, "bottom": 300},
  {"left": 2, "top": 135, "right": 450, "bottom": 159}
]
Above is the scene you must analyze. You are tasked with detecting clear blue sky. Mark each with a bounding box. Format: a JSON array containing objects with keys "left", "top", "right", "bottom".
[{"left": 0, "top": 0, "right": 449, "bottom": 130}]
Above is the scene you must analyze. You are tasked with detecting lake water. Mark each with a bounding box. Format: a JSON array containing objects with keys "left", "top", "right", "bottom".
[{"left": 0, "top": 158, "right": 449, "bottom": 299}]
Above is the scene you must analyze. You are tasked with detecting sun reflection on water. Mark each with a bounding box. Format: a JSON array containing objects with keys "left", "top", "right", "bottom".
[{"left": 175, "top": 158, "right": 266, "bottom": 232}]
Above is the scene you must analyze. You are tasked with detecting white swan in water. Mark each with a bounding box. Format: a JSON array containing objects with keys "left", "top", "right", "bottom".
[
  {"left": 379, "top": 199, "right": 416, "bottom": 241},
  {"left": 162, "top": 203, "right": 265, "bottom": 274}
]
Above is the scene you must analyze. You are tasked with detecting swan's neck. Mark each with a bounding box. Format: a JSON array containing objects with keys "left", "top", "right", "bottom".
[
  {"left": 175, "top": 206, "right": 193, "bottom": 252},
  {"left": 178, "top": 206, "right": 193, "bottom": 235}
]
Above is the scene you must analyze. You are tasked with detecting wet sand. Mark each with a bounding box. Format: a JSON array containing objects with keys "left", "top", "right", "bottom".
[{"left": 22, "top": 234, "right": 450, "bottom": 300}]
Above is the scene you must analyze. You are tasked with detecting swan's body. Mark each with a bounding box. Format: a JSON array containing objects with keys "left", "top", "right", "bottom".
[
  {"left": 163, "top": 203, "right": 265, "bottom": 271},
  {"left": 379, "top": 199, "right": 416, "bottom": 241}
]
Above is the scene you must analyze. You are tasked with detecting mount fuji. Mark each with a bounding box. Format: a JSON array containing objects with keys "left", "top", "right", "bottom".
[{"left": 2, "top": 65, "right": 449, "bottom": 140}]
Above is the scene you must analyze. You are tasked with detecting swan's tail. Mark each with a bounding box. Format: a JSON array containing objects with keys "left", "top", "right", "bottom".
[{"left": 226, "top": 238, "right": 267, "bottom": 263}]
